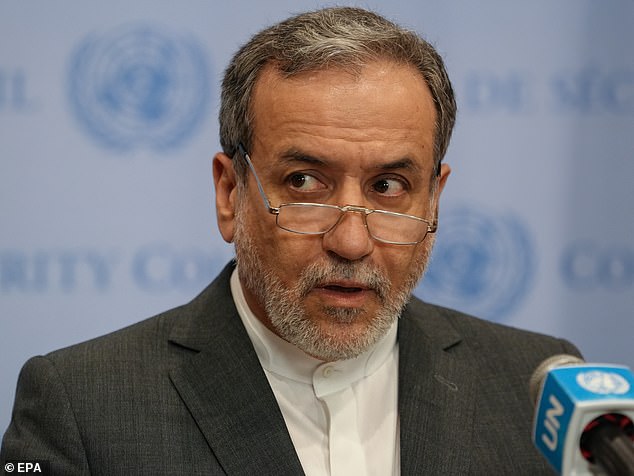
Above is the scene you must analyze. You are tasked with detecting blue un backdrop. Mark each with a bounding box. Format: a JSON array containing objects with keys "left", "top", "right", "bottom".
[{"left": 1, "top": 1, "right": 633, "bottom": 434}]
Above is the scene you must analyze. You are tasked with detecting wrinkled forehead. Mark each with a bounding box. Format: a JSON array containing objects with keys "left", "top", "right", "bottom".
[{"left": 249, "top": 61, "right": 437, "bottom": 163}]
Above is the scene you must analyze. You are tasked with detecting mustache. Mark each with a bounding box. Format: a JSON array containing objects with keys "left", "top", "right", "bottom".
[{"left": 296, "top": 258, "right": 391, "bottom": 301}]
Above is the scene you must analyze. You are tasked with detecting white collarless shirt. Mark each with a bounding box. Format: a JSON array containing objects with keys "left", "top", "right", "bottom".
[{"left": 230, "top": 269, "right": 400, "bottom": 476}]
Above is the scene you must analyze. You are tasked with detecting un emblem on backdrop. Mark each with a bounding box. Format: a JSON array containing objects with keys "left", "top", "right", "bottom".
[
  {"left": 68, "top": 25, "right": 211, "bottom": 151},
  {"left": 418, "top": 206, "right": 535, "bottom": 320}
]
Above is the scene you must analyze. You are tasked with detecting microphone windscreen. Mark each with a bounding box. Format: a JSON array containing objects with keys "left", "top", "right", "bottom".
[{"left": 529, "top": 354, "right": 584, "bottom": 405}]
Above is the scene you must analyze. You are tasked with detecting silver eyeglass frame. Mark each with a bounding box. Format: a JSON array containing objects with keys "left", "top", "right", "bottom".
[{"left": 236, "top": 142, "right": 438, "bottom": 245}]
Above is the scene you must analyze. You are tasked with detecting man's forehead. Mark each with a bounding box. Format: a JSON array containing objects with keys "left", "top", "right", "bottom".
[
  {"left": 251, "top": 64, "right": 435, "bottom": 126},
  {"left": 248, "top": 59, "right": 436, "bottom": 173}
]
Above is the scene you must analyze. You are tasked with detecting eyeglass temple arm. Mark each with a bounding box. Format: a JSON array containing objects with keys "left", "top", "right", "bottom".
[
  {"left": 236, "top": 143, "right": 278, "bottom": 213},
  {"left": 428, "top": 192, "right": 440, "bottom": 232}
]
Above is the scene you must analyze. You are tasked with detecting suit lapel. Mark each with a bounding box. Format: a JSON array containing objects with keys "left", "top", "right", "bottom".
[
  {"left": 398, "top": 299, "right": 476, "bottom": 475},
  {"left": 167, "top": 263, "right": 304, "bottom": 475}
]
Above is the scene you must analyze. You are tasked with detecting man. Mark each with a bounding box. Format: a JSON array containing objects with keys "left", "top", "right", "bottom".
[{"left": 2, "top": 7, "right": 579, "bottom": 475}]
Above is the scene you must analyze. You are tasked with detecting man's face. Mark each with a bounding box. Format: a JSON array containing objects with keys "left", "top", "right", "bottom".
[{"left": 214, "top": 60, "right": 450, "bottom": 361}]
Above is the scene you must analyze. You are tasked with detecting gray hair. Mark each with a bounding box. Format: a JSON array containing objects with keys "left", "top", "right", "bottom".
[{"left": 219, "top": 6, "right": 456, "bottom": 180}]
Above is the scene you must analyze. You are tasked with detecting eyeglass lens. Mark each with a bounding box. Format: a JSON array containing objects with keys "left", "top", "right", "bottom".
[{"left": 276, "top": 204, "right": 429, "bottom": 244}]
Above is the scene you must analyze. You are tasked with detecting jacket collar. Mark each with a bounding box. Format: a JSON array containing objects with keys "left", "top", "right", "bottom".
[
  {"left": 398, "top": 298, "right": 476, "bottom": 475},
  {"left": 168, "top": 262, "right": 304, "bottom": 475}
]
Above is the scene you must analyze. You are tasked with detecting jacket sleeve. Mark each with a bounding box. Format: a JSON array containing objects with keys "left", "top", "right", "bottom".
[{"left": 1, "top": 356, "right": 90, "bottom": 475}]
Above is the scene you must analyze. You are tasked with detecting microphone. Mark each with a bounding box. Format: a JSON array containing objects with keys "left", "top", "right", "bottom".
[{"left": 530, "top": 354, "right": 634, "bottom": 475}]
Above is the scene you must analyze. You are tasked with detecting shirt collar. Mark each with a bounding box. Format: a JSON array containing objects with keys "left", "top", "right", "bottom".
[{"left": 230, "top": 267, "right": 398, "bottom": 394}]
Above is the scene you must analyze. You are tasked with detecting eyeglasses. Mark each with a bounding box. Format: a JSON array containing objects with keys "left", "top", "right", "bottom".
[{"left": 236, "top": 143, "right": 438, "bottom": 246}]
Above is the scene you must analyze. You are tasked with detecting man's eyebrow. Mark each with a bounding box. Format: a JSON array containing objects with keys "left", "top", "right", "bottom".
[
  {"left": 279, "top": 151, "right": 328, "bottom": 166},
  {"left": 375, "top": 157, "right": 421, "bottom": 173},
  {"left": 278, "top": 151, "right": 423, "bottom": 172}
]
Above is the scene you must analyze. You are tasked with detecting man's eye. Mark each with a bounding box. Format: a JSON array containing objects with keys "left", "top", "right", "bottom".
[
  {"left": 372, "top": 177, "right": 407, "bottom": 196},
  {"left": 287, "top": 173, "right": 326, "bottom": 192}
]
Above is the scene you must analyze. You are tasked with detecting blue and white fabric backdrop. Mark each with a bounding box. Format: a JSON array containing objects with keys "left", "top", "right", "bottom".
[{"left": 1, "top": 0, "right": 633, "bottom": 431}]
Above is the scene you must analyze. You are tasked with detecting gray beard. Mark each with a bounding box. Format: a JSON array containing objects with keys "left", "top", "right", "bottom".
[{"left": 233, "top": 204, "right": 434, "bottom": 361}]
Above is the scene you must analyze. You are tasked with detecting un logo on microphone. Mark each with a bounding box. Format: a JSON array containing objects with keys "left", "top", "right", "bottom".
[
  {"left": 418, "top": 206, "right": 535, "bottom": 320},
  {"left": 68, "top": 25, "right": 211, "bottom": 151}
]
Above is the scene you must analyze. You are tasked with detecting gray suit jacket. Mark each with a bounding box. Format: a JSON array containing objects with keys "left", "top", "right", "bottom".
[{"left": 1, "top": 262, "right": 579, "bottom": 475}]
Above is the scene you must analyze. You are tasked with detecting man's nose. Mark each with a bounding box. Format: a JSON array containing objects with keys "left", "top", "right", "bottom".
[{"left": 321, "top": 207, "right": 374, "bottom": 261}]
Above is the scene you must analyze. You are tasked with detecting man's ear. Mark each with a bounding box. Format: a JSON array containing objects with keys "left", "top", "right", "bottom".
[
  {"left": 432, "top": 163, "right": 451, "bottom": 218},
  {"left": 437, "top": 163, "right": 451, "bottom": 196},
  {"left": 213, "top": 152, "right": 238, "bottom": 243}
]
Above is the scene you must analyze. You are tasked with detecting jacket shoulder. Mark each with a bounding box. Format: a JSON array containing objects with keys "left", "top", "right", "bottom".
[
  {"left": 44, "top": 262, "right": 237, "bottom": 365},
  {"left": 405, "top": 296, "right": 581, "bottom": 361}
]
